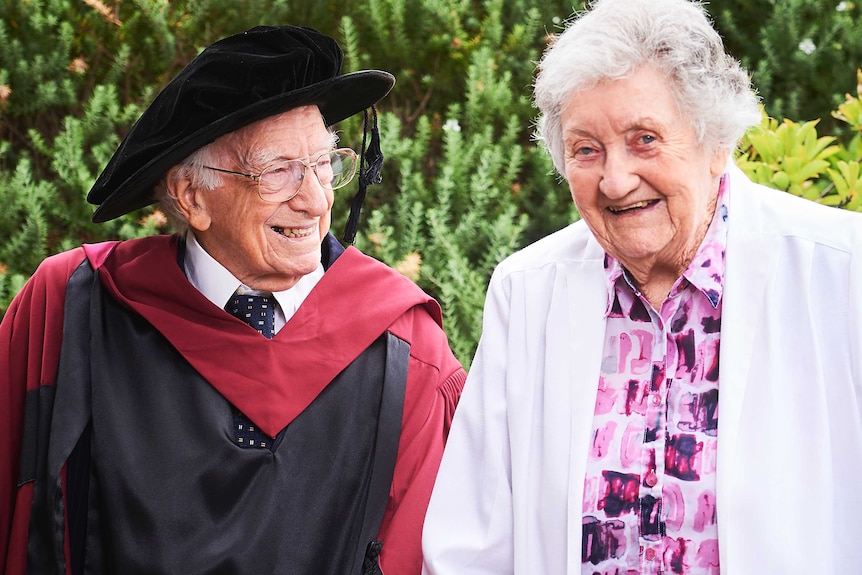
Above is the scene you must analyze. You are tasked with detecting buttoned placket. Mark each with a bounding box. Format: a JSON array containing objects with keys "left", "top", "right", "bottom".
[{"left": 636, "top": 288, "right": 688, "bottom": 575}]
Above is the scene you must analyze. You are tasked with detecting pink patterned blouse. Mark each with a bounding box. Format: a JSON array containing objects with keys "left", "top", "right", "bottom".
[{"left": 581, "top": 177, "right": 728, "bottom": 575}]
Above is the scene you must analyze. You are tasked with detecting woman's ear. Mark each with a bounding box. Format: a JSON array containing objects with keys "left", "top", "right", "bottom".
[
  {"left": 166, "top": 166, "right": 212, "bottom": 232},
  {"left": 710, "top": 147, "right": 730, "bottom": 178}
]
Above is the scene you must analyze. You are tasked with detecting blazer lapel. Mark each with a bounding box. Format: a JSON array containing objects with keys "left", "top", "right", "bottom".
[
  {"left": 564, "top": 235, "right": 612, "bottom": 573},
  {"left": 715, "top": 167, "right": 776, "bottom": 569}
]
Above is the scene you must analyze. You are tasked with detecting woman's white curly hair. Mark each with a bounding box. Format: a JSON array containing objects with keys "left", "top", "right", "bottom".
[{"left": 534, "top": 0, "right": 761, "bottom": 175}]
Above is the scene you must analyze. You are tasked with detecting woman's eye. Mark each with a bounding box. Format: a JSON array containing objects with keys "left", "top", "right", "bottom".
[{"left": 639, "top": 134, "right": 656, "bottom": 144}]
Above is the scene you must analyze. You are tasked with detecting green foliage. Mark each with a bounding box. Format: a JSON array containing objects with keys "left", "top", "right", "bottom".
[
  {"left": 0, "top": 159, "right": 51, "bottom": 276},
  {"left": 737, "top": 69, "right": 862, "bottom": 211},
  {"left": 339, "top": 0, "right": 577, "bottom": 366},
  {"left": 1, "top": 0, "right": 859, "bottom": 368},
  {"left": 738, "top": 117, "right": 840, "bottom": 197},
  {"left": 356, "top": 101, "right": 531, "bottom": 364},
  {"left": 0, "top": 0, "right": 575, "bottom": 367},
  {"left": 711, "top": 0, "right": 862, "bottom": 131}
]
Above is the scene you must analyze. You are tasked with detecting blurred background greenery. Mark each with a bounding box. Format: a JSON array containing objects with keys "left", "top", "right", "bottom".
[{"left": 1, "top": 0, "right": 860, "bottom": 366}]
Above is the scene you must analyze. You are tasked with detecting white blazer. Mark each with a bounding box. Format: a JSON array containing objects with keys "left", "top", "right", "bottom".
[{"left": 422, "top": 165, "right": 862, "bottom": 574}]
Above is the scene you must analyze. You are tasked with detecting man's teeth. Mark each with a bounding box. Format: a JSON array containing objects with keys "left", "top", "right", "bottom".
[
  {"left": 608, "top": 201, "right": 651, "bottom": 213},
  {"left": 271, "top": 226, "right": 314, "bottom": 238}
]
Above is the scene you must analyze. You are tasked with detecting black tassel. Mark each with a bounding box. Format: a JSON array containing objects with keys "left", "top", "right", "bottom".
[
  {"left": 342, "top": 106, "right": 384, "bottom": 245},
  {"left": 361, "top": 540, "right": 384, "bottom": 575}
]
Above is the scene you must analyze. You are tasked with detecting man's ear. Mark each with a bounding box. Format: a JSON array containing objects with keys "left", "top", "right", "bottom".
[{"left": 166, "top": 166, "right": 212, "bottom": 232}]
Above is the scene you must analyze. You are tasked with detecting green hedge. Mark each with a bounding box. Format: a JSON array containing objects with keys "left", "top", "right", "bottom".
[{"left": 1, "top": 0, "right": 860, "bottom": 367}]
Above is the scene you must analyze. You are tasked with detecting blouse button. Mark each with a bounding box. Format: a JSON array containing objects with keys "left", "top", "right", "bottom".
[
  {"left": 645, "top": 547, "right": 656, "bottom": 561},
  {"left": 651, "top": 393, "right": 662, "bottom": 406},
  {"left": 644, "top": 471, "right": 658, "bottom": 487}
]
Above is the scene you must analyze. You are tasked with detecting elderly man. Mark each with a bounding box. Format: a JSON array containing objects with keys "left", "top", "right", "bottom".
[
  {"left": 0, "top": 26, "right": 465, "bottom": 575},
  {"left": 422, "top": 0, "right": 862, "bottom": 573}
]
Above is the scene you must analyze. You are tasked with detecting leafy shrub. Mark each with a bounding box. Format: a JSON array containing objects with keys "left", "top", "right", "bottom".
[
  {"left": 1, "top": 0, "right": 860, "bottom": 367},
  {"left": 711, "top": 0, "right": 862, "bottom": 132},
  {"left": 737, "top": 69, "right": 862, "bottom": 211}
]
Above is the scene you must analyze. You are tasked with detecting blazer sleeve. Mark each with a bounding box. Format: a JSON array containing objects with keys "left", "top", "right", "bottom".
[{"left": 421, "top": 268, "right": 517, "bottom": 574}]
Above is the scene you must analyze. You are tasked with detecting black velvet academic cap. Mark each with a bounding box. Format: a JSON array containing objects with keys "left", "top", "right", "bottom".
[{"left": 87, "top": 25, "right": 395, "bottom": 223}]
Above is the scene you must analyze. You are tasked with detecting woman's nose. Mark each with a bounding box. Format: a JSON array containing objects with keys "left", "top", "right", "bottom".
[{"left": 598, "top": 148, "right": 640, "bottom": 199}]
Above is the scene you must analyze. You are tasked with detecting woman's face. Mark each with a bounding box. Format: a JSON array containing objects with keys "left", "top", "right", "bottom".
[{"left": 560, "top": 65, "right": 727, "bottom": 284}]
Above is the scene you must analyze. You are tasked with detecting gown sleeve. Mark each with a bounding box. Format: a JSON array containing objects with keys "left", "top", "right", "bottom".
[
  {"left": 376, "top": 305, "right": 467, "bottom": 575},
  {"left": 1, "top": 248, "right": 86, "bottom": 575}
]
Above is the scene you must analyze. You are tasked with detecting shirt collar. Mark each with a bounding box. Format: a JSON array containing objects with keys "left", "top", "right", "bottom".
[
  {"left": 183, "top": 232, "right": 324, "bottom": 323},
  {"left": 602, "top": 173, "right": 730, "bottom": 313}
]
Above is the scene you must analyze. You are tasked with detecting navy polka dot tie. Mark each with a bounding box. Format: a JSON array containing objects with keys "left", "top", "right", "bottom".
[
  {"left": 225, "top": 292, "right": 275, "bottom": 338},
  {"left": 225, "top": 292, "right": 276, "bottom": 449}
]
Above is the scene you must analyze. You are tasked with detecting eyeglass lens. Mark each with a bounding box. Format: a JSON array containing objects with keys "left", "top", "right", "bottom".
[{"left": 257, "top": 149, "right": 357, "bottom": 202}]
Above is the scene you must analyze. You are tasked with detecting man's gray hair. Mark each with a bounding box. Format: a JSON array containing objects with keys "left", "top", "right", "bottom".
[
  {"left": 534, "top": 0, "right": 761, "bottom": 175},
  {"left": 157, "top": 143, "right": 225, "bottom": 233}
]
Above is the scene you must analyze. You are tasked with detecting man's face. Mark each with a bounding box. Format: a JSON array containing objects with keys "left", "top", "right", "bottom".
[
  {"left": 559, "top": 65, "right": 727, "bottom": 285},
  {"left": 187, "top": 105, "right": 336, "bottom": 292}
]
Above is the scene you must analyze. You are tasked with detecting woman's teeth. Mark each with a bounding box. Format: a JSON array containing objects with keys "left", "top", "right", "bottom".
[{"left": 608, "top": 200, "right": 652, "bottom": 213}]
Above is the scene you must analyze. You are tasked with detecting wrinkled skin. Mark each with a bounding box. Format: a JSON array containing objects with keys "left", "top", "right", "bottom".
[
  {"left": 560, "top": 65, "right": 728, "bottom": 306},
  {"left": 171, "top": 105, "right": 335, "bottom": 292}
]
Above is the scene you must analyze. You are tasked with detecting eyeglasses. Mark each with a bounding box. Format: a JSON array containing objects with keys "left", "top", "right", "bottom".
[{"left": 202, "top": 148, "right": 359, "bottom": 203}]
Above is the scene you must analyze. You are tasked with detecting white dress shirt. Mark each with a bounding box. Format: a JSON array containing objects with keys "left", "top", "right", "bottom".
[{"left": 182, "top": 232, "right": 323, "bottom": 332}]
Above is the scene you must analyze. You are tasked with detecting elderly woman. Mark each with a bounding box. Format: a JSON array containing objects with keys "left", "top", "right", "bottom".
[{"left": 421, "top": 0, "right": 862, "bottom": 573}]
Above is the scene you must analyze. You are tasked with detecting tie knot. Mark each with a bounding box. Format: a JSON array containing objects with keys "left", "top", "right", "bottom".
[{"left": 226, "top": 292, "right": 275, "bottom": 339}]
